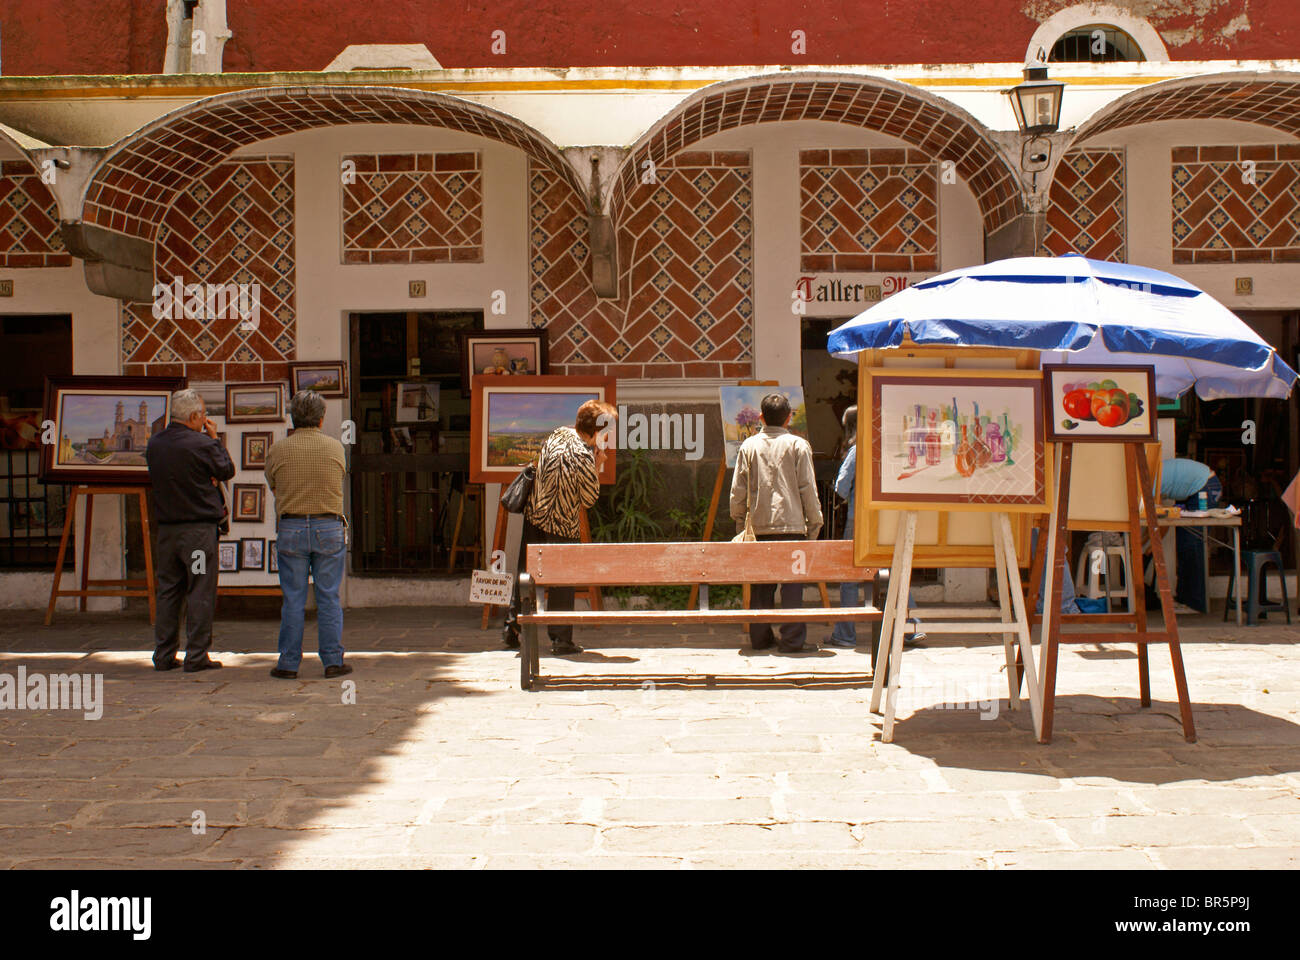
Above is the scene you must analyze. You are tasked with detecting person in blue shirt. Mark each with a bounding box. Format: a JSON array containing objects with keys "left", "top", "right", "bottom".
[
  {"left": 827, "top": 406, "right": 869, "bottom": 648},
  {"left": 1161, "top": 457, "right": 1221, "bottom": 611}
]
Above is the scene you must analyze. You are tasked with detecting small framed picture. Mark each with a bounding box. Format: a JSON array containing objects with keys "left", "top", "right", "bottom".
[
  {"left": 226, "top": 383, "right": 285, "bottom": 424},
  {"left": 363, "top": 408, "right": 384, "bottom": 432},
  {"left": 239, "top": 537, "right": 265, "bottom": 572},
  {"left": 217, "top": 540, "right": 240, "bottom": 573},
  {"left": 1043, "top": 365, "right": 1157, "bottom": 443},
  {"left": 395, "top": 382, "right": 440, "bottom": 424},
  {"left": 288, "top": 361, "right": 347, "bottom": 398},
  {"left": 460, "top": 329, "right": 548, "bottom": 396},
  {"left": 268, "top": 539, "right": 278, "bottom": 574},
  {"left": 216, "top": 431, "right": 228, "bottom": 452},
  {"left": 232, "top": 483, "right": 265, "bottom": 523},
  {"left": 241, "top": 431, "right": 272, "bottom": 470}
]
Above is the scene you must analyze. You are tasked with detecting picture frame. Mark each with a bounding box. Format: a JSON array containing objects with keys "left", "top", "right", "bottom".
[
  {"left": 459, "top": 329, "right": 549, "bottom": 396},
  {"left": 718, "top": 385, "right": 810, "bottom": 468},
  {"left": 288, "top": 361, "right": 347, "bottom": 398},
  {"left": 240, "top": 431, "right": 272, "bottom": 470},
  {"left": 363, "top": 408, "right": 384, "bottom": 432},
  {"left": 225, "top": 382, "right": 285, "bottom": 424},
  {"left": 1042, "top": 364, "right": 1157, "bottom": 443},
  {"left": 268, "top": 540, "right": 278, "bottom": 574},
  {"left": 232, "top": 483, "right": 265, "bottom": 523},
  {"left": 239, "top": 537, "right": 265, "bottom": 572},
  {"left": 395, "top": 382, "right": 440, "bottom": 424},
  {"left": 865, "top": 369, "right": 1048, "bottom": 512},
  {"left": 39, "top": 375, "right": 187, "bottom": 485},
  {"left": 470, "top": 374, "right": 616, "bottom": 484},
  {"left": 217, "top": 540, "right": 240, "bottom": 573}
]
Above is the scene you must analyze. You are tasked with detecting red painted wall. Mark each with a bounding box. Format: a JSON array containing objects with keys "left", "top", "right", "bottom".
[{"left": 2, "top": 1, "right": 1298, "bottom": 77}]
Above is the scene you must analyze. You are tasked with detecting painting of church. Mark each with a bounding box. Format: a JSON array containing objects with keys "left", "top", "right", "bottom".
[{"left": 100, "top": 400, "right": 159, "bottom": 452}]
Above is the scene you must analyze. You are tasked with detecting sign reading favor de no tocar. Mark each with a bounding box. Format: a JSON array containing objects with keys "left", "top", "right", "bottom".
[{"left": 470, "top": 569, "right": 513, "bottom": 605}]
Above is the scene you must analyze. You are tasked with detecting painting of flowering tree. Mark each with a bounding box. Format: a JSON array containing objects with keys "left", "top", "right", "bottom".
[{"left": 719, "top": 385, "right": 809, "bottom": 467}]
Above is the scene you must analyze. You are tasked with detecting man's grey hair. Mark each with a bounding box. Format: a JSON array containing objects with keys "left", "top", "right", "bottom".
[
  {"left": 289, "top": 389, "right": 326, "bottom": 428},
  {"left": 170, "top": 388, "right": 204, "bottom": 424}
]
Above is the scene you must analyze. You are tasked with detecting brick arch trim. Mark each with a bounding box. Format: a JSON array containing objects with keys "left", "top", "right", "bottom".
[
  {"left": 1070, "top": 71, "right": 1300, "bottom": 146},
  {"left": 607, "top": 72, "right": 1024, "bottom": 235},
  {"left": 79, "top": 85, "right": 585, "bottom": 242}
]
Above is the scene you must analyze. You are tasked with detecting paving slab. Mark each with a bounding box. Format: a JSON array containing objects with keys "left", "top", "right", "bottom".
[{"left": 1, "top": 605, "right": 1297, "bottom": 868}]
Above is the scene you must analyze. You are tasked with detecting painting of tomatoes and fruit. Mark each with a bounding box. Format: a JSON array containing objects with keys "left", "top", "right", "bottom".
[{"left": 1043, "top": 365, "right": 1156, "bottom": 443}]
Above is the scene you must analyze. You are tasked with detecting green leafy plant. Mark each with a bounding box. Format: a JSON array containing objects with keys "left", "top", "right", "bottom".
[{"left": 590, "top": 448, "right": 663, "bottom": 543}]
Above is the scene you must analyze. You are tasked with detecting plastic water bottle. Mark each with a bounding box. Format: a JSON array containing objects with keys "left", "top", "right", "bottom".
[{"left": 1197, "top": 491, "right": 1208, "bottom": 511}]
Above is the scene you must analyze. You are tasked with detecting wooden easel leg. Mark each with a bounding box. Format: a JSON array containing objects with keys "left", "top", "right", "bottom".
[
  {"left": 999, "top": 512, "right": 1043, "bottom": 737},
  {"left": 578, "top": 507, "right": 602, "bottom": 612},
  {"left": 78, "top": 491, "right": 95, "bottom": 612},
  {"left": 1039, "top": 443, "right": 1073, "bottom": 744},
  {"left": 447, "top": 487, "right": 467, "bottom": 572},
  {"left": 45, "top": 487, "right": 80, "bottom": 626},
  {"left": 1123, "top": 446, "right": 1151, "bottom": 706},
  {"left": 992, "top": 512, "right": 1019, "bottom": 712},
  {"left": 482, "top": 502, "right": 509, "bottom": 630},
  {"left": 869, "top": 525, "right": 906, "bottom": 713},
  {"left": 138, "top": 490, "right": 156, "bottom": 625},
  {"left": 1136, "top": 453, "right": 1196, "bottom": 742},
  {"left": 689, "top": 459, "right": 729, "bottom": 610},
  {"left": 881, "top": 512, "right": 917, "bottom": 743}
]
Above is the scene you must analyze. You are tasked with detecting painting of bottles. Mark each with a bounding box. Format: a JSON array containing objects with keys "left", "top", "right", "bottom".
[{"left": 868, "top": 371, "right": 1046, "bottom": 509}]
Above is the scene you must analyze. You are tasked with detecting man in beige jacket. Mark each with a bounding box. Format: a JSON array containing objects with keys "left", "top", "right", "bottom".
[{"left": 729, "top": 393, "right": 823, "bottom": 652}]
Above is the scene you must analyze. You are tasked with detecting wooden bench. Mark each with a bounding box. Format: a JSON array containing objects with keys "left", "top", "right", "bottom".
[{"left": 516, "top": 540, "right": 879, "bottom": 690}]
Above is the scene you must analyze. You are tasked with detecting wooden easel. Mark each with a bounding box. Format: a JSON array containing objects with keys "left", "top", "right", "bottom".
[
  {"left": 868, "top": 510, "right": 1042, "bottom": 742},
  {"left": 447, "top": 482, "right": 485, "bottom": 571},
  {"left": 1028, "top": 442, "right": 1196, "bottom": 743},
  {"left": 480, "top": 501, "right": 601, "bottom": 629},
  {"left": 46, "top": 485, "right": 156, "bottom": 626},
  {"left": 689, "top": 379, "right": 830, "bottom": 612}
]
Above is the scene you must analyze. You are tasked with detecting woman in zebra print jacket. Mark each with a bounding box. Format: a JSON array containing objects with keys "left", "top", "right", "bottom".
[{"left": 504, "top": 399, "right": 617, "bottom": 655}]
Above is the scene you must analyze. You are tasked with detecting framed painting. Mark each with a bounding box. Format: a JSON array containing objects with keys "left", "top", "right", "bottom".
[
  {"left": 865, "top": 369, "right": 1048, "bottom": 512},
  {"left": 232, "top": 483, "right": 265, "bottom": 523},
  {"left": 470, "top": 374, "right": 616, "bottom": 484},
  {"left": 217, "top": 540, "right": 240, "bottom": 573},
  {"left": 288, "top": 361, "right": 347, "bottom": 398},
  {"left": 241, "top": 431, "right": 272, "bottom": 470},
  {"left": 268, "top": 540, "right": 278, "bottom": 574},
  {"left": 395, "top": 382, "right": 440, "bottom": 424},
  {"left": 363, "top": 408, "right": 384, "bottom": 432},
  {"left": 239, "top": 537, "right": 265, "bottom": 572},
  {"left": 459, "top": 329, "right": 549, "bottom": 396},
  {"left": 0, "top": 408, "right": 42, "bottom": 450},
  {"left": 1043, "top": 365, "right": 1156, "bottom": 443},
  {"left": 225, "top": 383, "right": 284, "bottom": 424},
  {"left": 718, "top": 385, "right": 809, "bottom": 468},
  {"left": 39, "top": 375, "right": 186, "bottom": 485}
]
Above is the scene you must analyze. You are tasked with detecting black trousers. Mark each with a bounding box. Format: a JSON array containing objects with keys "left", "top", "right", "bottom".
[
  {"left": 153, "top": 522, "right": 219, "bottom": 667},
  {"left": 505, "top": 518, "right": 578, "bottom": 645},
  {"left": 749, "top": 533, "right": 807, "bottom": 650}
]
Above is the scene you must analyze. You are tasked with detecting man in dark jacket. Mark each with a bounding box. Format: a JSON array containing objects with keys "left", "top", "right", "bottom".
[{"left": 144, "top": 388, "right": 234, "bottom": 672}]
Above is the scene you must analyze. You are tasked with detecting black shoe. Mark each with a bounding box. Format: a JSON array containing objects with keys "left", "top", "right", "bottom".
[
  {"left": 502, "top": 626, "right": 520, "bottom": 650},
  {"left": 154, "top": 658, "right": 181, "bottom": 671},
  {"left": 777, "top": 643, "right": 812, "bottom": 654},
  {"left": 183, "top": 658, "right": 223, "bottom": 673},
  {"left": 550, "top": 639, "right": 582, "bottom": 656},
  {"left": 324, "top": 663, "right": 353, "bottom": 678},
  {"left": 751, "top": 637, "right": 776, "bottom": 651},
  {"left": 270, "top": 668, "right": 298, "bottom": 679}
]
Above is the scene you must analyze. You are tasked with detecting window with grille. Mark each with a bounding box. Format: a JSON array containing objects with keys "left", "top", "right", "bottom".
[{"left": 1050, "top": 25, "right": 1146, "bottom": 63}]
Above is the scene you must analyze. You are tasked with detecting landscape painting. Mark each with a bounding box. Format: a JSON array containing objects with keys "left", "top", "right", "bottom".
[
  {"left": 40, "top": 376, "right": 185, "bottom": 484},
  {"left": 470, "top": 374, "right": 615, "bottom": 484},
  {"left": 289, "top": 362, "right": 347, "bottom": 398},
  {"left": 226, "top": 383, "right": 284, "bottom": 424},
  {"left": 718, "top": 385, "right": 809, "bottom": 468}
]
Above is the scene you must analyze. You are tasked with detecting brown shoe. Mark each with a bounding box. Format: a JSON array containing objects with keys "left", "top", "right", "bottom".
[{"left": 324, "top": 663, "right": 353, "bottom": 678}]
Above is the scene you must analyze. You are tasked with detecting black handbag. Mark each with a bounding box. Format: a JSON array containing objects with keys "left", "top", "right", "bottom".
[{"left": 501, "top": 463, "right": 536, "bottom": 514}]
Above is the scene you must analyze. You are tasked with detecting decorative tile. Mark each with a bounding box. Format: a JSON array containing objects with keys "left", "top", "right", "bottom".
[
  {"left": 0, "top": 161, "right": 72, "bottom": 268},
  {"left": 1044, "top": 148, "right": 1127, "bottom": 261},
  {"left": 342, "top": 152, "right": 482, "bottom": 263},
  {"left": 799, "top": 150, "right": 938, "bottom": 272},
  {"left": 1169, "top": 144, "right": 1300, "bottom": 264},
  {"left": 120, "top": 157, "right": 296, "bottom": 381}
]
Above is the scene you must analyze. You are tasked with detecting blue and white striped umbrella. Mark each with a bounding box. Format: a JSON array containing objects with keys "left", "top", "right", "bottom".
[{"left": 827, "top": 253, "right": 1297, "bottom": 400}]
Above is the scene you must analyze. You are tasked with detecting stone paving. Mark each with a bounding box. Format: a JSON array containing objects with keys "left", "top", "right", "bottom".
[{"left": 1, "top": 604, "right": 1297, "bottom": 869}]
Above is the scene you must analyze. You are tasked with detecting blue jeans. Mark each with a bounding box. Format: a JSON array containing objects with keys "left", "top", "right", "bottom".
[
  {"left": 276, "top": 517, "right": 346, "bottom": 670},
  {"left": 832, "top": 518, "right": 869, "bottom": 643}
]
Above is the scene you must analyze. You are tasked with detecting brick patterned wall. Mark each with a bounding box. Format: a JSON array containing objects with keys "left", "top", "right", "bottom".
[
  {"left": 0, "top": 161, "right": 72, "bottom": 268},
  {"left": 1172, "top": 144, "right": 1300, "bottom": 263},
  {"left": 530, "top": 151, "right": 754, "bottom": 380},
  {"left": 799, "top": 149, "right": 938, "bottom": 272},
  {"left": 1044, "top": 148, "right": 1127, "bottom": 261},
  {"left": 121, "top": 157, "right": 296, "bottom": 382},
  {"left": 342, "top": 152, "right": 483, "bottom": 263}
]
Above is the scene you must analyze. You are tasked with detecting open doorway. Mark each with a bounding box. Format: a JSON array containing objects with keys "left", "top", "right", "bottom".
[{"left": 347, "top": 310, "right": 483, "bottom": 574}]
